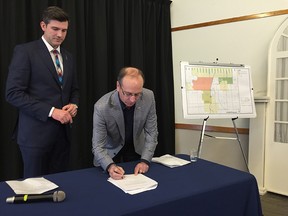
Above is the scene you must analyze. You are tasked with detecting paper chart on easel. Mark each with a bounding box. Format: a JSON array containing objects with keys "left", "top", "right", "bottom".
[{"left": 180, "top": 61, "right": 256, "bottom": 119}]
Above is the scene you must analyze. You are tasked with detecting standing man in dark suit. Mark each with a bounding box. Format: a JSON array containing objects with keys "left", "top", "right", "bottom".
[
  {"left": 92, "top": 67, "right": 158, "bottom": 180},
  {"left": 5, "top": 6, "right": 79, "bottom": 178}
]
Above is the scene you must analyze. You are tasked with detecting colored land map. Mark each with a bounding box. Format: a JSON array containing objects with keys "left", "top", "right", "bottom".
[{"left": 181, "top": 64, "right": 255, "bottom": 119}]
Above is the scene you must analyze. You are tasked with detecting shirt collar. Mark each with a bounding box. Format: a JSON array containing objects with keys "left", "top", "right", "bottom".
[{"left": 41, "top": 36, "right": 61, "bottom": 53}]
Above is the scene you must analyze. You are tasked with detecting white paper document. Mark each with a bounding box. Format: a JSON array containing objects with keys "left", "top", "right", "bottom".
[
  {"left": 152, "top": 154, "right": 191, "bottom": 168},
  {"left": 6, "top": 177, "right": 59, "bottom": 194},
  {"left": 108, "top": 174, "right": 158, "bottom": 195}
]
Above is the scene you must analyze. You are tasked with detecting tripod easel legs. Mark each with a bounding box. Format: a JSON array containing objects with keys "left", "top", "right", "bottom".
[{"left": 197, "top": 117, "right": 250, "bottom": 173}]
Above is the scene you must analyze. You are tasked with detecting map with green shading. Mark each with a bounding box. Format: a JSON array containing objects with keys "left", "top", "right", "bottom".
[{"left": 180, "top": 61, "right": 256, "bottom": 119}]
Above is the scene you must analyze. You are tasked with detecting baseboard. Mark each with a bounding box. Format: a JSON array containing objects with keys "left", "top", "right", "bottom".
[{"left": 259, "top": 187, "right": 267, "bottom": 195}]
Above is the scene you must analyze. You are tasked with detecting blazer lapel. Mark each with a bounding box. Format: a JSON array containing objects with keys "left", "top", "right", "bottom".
[
  {"left": 61, "top": 50, "right": 69, "bottom": 88},
  {"left": 110, "top": 92, "right": 125, "bottom": 140},
  {"left": 133, "top": 96, "right": 144, "bottom": 138}
]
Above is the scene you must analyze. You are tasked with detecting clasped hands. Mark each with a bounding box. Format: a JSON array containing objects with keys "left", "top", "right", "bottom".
[
  {"left": 52, "top": 103, "right": 78, "bottom": 124},
  {"left": 108, "top": 162, "right": 149, "bottom": 180}
]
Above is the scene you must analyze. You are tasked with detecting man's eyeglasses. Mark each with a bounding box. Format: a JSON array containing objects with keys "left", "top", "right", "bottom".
[{"left": 120, "top": 86, "right": 142, "bottom": 98}]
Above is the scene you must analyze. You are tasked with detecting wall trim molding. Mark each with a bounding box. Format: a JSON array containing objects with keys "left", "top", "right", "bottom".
[
  {"left": 175, "top": 123, "right": 249, "bottom": 134},
  {"left": 172, "top": 9, "right": 288, "bottom": 32}
]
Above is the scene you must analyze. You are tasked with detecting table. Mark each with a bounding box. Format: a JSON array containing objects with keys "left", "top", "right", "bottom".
[{"left": 0, "top": 155, "right": 262, "bottom": 216}]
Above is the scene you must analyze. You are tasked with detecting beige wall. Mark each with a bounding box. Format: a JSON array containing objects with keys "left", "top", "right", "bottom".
[
  {"left": 171, "top": 0, "right": 288, "bottom": 171},
  {"left": 176, "top": 129, "right": 249, "bottom": 171}
]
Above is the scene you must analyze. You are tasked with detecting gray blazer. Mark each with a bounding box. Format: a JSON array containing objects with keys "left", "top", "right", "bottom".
[{"left": 92, "top": 88, "right": 158, "bottom": 170}]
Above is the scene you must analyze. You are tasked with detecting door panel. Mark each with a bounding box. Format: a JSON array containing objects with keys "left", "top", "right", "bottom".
[{"left": 266, "top": 18, "right": 288, "bottom": 196}]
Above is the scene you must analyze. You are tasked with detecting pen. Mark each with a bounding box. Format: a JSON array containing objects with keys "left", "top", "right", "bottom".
[{"left": 114, "top": 165, "right": 125, "bottom": 179}]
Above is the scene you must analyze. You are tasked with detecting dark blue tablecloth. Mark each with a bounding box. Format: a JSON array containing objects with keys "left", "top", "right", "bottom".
[{"left": 0, "top": 155, "right": 262, "bottom": 216}]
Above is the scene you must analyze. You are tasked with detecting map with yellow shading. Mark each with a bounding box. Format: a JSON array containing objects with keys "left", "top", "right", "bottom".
[{"left": 180, "top": 62, "right": 256, "bottom": 119}]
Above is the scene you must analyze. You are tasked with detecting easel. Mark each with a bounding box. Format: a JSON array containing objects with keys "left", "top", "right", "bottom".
[
  {"left": 197, "top": 116, "right": 250, "bottom": 173},
  {"left": 180, "top": 61, "right": 256, "bottom": 173}
]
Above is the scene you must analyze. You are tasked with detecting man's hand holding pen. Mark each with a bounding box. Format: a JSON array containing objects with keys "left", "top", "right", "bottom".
[
  {"left": 108, "top": 164, "right": 125, "bottom": 180},
  {"left": 108, "top": 162, "right": 150, "bottom": 180}
]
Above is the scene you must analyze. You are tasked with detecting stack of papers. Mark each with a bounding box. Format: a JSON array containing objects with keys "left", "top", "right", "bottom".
[
  {"left": 6, "top": 177, "right": 59, "bottom": 194},
  {"left": 152, "top": 154, "right": 190, "bottom": 168},
  {"left": 108, "top": 174, "right": 158, "bottom": 195}
]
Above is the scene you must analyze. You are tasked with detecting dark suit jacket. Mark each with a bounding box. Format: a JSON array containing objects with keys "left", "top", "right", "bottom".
[{"left": 5, "top": 39, "right": 80, "bottom": 149}]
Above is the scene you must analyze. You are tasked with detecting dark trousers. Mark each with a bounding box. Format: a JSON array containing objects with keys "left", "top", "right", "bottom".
[{"left": 19, "top": 127, "right": 70, "bottom": 178}]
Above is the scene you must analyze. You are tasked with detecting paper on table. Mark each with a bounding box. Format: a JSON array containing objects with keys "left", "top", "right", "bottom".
[
  {"left": 108, "top": 174, "right": 158, "bottom": 195},
  {"left": 152, "top": 154, "right": 191, "bottom": 168},
  {"left": 6, "top": 177, "right": 59, "bottom": 194}
]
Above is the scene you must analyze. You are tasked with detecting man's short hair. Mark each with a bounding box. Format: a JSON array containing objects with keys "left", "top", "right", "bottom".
[
  {"left": 117, "top": 67, "right": 145, "bottom": 86},
  {"left": 42, "top": 6, "right": 69, "bottom": 24}
]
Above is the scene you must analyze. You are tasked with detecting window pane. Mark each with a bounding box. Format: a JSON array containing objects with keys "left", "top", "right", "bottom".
[
  {"left": 274, "top": 123, "right": 288, "bottom": 143},
  {"left": 275, "top": 80, "right": 288, "bottom": 100},
  {"left": 276, "top": 58, "right": 288, "bottom": 78},
  {"left": 275, "top": 102, "right": 288, "bottom": 121},
  {"left": 277, "top": 26, "right": 288, "bottom": 51}
]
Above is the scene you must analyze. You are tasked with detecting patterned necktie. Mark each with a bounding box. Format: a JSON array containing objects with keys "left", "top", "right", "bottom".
[{"left": 52, "top": 49, "right": 63, "bottom": 85}]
